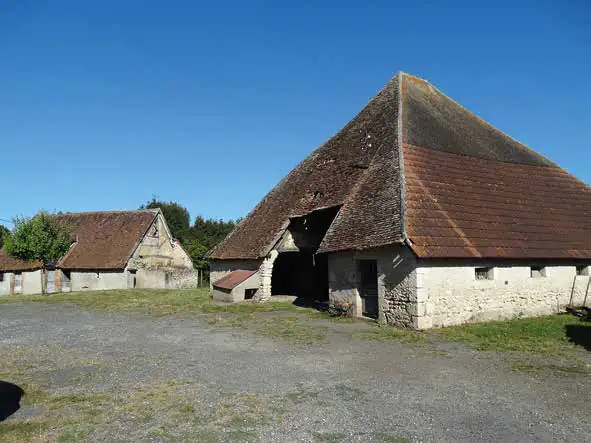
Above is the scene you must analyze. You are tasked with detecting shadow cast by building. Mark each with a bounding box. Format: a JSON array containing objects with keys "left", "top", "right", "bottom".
[
  {"left": 0, "top": 381, "right": 24, "bottom": 421},
  {"left": 565, "top": 323, "right": 591, "bottom": 352}
]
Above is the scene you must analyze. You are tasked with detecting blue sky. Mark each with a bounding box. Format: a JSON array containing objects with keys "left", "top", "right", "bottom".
[{"left": 1, "top": 1, "right": 589, "bottom": 225}]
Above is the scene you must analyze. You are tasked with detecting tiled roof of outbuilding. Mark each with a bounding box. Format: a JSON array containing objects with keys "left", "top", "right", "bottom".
[
  {"left": 0, "top": 252, "right": 42, "bottom": 272},
  {"left": 0, "top": 210, "right": 158, "bottom": 271},
  {"left": 57, "top": 210, "right": 158, "bottom": 269},
  {"left": 212, "top": 270, "right": 257, "bottom": 290},
  {"left": 209, "top": 72, "right": 591, "bottom": 260}
]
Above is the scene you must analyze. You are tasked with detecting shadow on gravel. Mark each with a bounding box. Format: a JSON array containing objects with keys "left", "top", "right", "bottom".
[
  {"left": 0, "top": 381, "right": 24, "bottom": 421},
  {"left": 565, "top": 324, "right": 591, "bottom": 351}
]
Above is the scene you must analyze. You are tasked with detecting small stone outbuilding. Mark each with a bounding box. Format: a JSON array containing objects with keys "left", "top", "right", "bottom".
[
  {"left": 0, "top": 209, "right": 196, "bottom": 296},
  {"left": 208, "top": 72, "right": 591, "bottom": 329},
  {"left": 211, "top": 270, "right": 259, "bottom": 302}
]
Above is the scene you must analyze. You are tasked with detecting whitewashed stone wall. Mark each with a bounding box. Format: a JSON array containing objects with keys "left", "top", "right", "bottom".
[
  {"left": 22, "top": 270, "right": 43, "bottom": 295},
  {"left": 0, "top": 272, "right": 10, "bottom": 295},
  {"left": 70, "top": 271, "right": 127, "bottom": 292},
  {"left": 0, "top": 270, "right": 43, "bottom": 296},
  {"left": 328, "top": 246, "right": 418, "bottom": 326},
  {"left": 256, "top": 250, "right": 278, "bottom": 300},
  {"left": 327, "top": 245, "right": 590, "bottom": 329},
  {"left": 419, "top": 263, "right": 590, "bottom": 328},
  {"left": 209, "top": 259, "right": 262, "bottom": 289}
]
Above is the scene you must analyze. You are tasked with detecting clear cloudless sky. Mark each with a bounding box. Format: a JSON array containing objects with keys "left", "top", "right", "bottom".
[{"left": 1, "top": 0, "right": 590, "bottom": 224}]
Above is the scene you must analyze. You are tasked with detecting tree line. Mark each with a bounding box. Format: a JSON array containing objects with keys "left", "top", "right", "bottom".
[{"left": 140, "top": 198, "right": 239, "bottom": 274}]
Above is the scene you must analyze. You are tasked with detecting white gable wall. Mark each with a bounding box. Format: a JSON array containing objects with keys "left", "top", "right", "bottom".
[{"left": 127, "top": 213, "right": 197, "bottom": 288}]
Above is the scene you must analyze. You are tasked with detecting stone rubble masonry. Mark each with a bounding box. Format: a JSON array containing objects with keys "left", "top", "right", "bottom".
[
  {"left": 418, "top": 263, "right": 589, "bottom": 328},
  {"left": 255, "top": 250, "right": 279, "bottom": 301},
  {"left": 328, "top": 245, "right": 590, "bottom": 329}
]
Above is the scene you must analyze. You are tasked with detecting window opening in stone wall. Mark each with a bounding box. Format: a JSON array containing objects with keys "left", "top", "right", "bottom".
[
  {"left": 475, "top": 267, "right": 494, "bottom": 280},
  {"left": 530, "top": 266, "right": 546, "bottom": 278},
  {"left": 0, "top": 272, "right": 3, "bottom": 282},
  {"left": 576, "top": 265, "right": 589, "bottom": 276}
]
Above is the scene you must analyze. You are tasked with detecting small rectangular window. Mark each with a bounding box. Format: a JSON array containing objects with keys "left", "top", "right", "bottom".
[
  {"left": 475, "top": 267, "right": 494, "bottom": 280},
  {"left": 576, "top": 266, "right": 589, "bottom": 276},
  {"left": 0, "top": 272, "right": 3, "bottom": 282},
  {"left": 531, "top": 266, "right": 546, "bottom": 278}
]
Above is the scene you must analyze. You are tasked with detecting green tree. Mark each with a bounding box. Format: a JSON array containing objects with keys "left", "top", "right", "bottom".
[
  {"left": 0, "top": 224, "right": 9, "bottom": 248},
  {"left": 3, "top": 211, "right": 72, "bottom": 293},
  {"left": 190, "top": 216, "right": 238, "bottom": 249},
  {"left": 141, "top": 198, "right": 190, "bottom": 241}
]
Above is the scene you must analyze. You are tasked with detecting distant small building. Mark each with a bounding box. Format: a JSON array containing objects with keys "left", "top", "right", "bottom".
[
  {"left": 211, "top": 270, "right": 259, "bottom": 302},
  {"left": 0, "top": 209, "right": 196, "bottom": 296}
]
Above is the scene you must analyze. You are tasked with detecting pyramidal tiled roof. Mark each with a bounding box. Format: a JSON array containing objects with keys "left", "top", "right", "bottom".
[{"left": 209, "top": 72, "right": 591, "bottom": 260}]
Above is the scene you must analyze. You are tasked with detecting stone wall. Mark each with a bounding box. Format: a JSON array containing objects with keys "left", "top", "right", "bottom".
[
  {"left": 419, "top": 263, "right": 590, "bottom": 328},
  {"left": 0, "top": 270, "right": 43, "bottom": 296},
  {"left": 22, "top": 270, "right": 43, "bottom": 295},
  {"left": 256, "top": 250, "right": 278, "bottom": 300},
  {"left": 327, "top": 246, "right": 418, "bottom": 326},
  {"left": 209, "top": 259, "right": 262, "bottom": 289},
  {"left": 327, "top": 247, "right": 590, "bottom": 329},
  {"left": 70, "top": 271, "right": 127, "bottom": 292},
  {"left": 0, "top": 272, "right": 12, "bottom": 295},
  {"left": 127, "top": 213, "right": 196, "bottom": 289}
]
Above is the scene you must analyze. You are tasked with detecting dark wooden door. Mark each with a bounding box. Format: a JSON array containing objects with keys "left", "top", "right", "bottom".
[{"left": 358, "top": 260, "right": 378, "bottom": 318}]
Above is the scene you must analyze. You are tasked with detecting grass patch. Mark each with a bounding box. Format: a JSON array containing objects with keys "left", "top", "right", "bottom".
[
  {"left": 435, "top": 314, "right": 590, "bottom": 356},
  {"left": 254, "top": 315, "right": 327, "bottom": 344},
  {"left": 313, "top": 431, "right": 349, "bottom": 442},
  {"left": 354, "top": 324, "right": 426, "bottom": 343},
  {"left": 0, "top": 288, "right": 325, "bottom": 343},
  {"left": 308, "top": 311, "right": 358, "bottom": 323},
  {"left": 0, "top": 422, "right": 50, "bottom": 443},
  {"left": 0, "top": 288, "right": 303, "bottom": 317},
  {"left": 511, "top": 362, "right": 591, "bottom": 376},
  {"left": 373, "top": 433, "right": 412, "bottom": 443}
]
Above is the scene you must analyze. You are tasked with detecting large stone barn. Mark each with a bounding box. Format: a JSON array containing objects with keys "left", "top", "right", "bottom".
[
  {"left": 208, "top": 72, "right": 591, "bottom": 329},
  {"left": 0, "top": 209, "right": 196, "bottom": 296}
]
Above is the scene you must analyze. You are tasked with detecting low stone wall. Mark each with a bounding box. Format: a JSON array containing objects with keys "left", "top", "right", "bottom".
[
  {"left": 135, "top": 267, "right": 197, "bottom": 289},
  {"left": 0, "top": 270, "right": 43, "bottom": 296},
  {"left": 70, "top": 271, "right": 127, "bottom": 292}
]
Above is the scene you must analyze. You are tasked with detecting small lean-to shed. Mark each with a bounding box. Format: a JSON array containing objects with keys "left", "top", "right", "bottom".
[{"left": 212, "top": 270, "right": 259, "bottom": 302}]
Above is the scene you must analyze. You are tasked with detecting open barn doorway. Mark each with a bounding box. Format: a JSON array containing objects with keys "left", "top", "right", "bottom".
[{"left": 270, "top": 206, "right": 339, "bottom": 306}]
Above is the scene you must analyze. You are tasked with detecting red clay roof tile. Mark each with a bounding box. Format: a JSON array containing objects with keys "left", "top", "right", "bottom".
[{"left": 212, "top": 270, "right": 257, "bottom": 290}]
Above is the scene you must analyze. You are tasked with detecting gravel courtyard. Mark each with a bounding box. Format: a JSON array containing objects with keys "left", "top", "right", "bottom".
[{"left": 1, "top": 301, "right": 589, "bottom": 442}]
